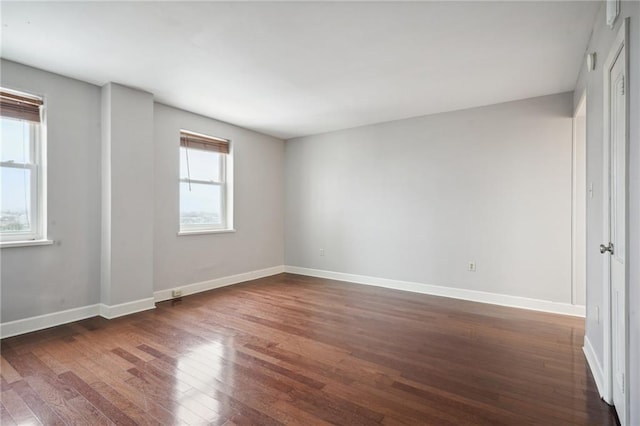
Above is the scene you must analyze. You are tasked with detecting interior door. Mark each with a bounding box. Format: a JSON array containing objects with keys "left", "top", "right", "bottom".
[{"left": 606, "top": 38, "right": 627, "bottom": 424}]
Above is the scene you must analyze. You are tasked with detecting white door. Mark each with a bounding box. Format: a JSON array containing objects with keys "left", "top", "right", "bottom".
[{"left": 603, "top": 22, "right": 628, "bottom": 424}]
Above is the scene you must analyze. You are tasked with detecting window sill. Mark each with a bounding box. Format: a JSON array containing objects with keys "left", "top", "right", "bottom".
[
  {"left": 0, "top": 239, "right": 54, "bottom": 249},
  {"left": 178, "top": 229, "right": 236, "bottom": 236}
]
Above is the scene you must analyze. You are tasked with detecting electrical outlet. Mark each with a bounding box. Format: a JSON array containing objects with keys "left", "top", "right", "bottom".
[
  {"left": 320, "top": 248, "right": 325, "bottom": 256},
  {"left": 468, "top": 261, "right": 476, "bottom": 272},
  {"left": 172, "top": 289, "right": 183, "bottom": 298}
]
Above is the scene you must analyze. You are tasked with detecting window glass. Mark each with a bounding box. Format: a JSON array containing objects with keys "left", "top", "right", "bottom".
[
  {"left": 1, "top": 117, "right": 31, "bottom": 163},
  {"left": 1, "top": 166, "right": 32, "bottom": 233},
  {"left": 178, "top": 130, "right": 231, "bottom": 233},
  {"left": 180, "top": 182, "right": 222, "bottom": 226},
  {"left": 179, "top": 147, "right": 221, "bottom": 182}
]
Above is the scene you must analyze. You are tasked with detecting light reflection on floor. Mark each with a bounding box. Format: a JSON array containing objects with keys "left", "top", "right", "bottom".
[{"left": 175, "top": 340, "right": 229, "bottom": 423}]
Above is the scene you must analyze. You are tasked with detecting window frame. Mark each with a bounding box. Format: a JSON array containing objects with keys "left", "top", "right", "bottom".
[
  {"left": 0, "top": 112, "right": 45, "bottom": 243},
  {"left": 178, "top": 131, "right": 233, "bottom": 234}
]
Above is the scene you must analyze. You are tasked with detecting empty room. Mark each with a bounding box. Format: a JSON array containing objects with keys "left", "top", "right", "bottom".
[{"left": 0, "top": 1, "right": 638, "bottom": 425}]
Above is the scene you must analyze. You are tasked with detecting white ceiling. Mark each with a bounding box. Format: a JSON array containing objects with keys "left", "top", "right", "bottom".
[{"left": 1, "top": 1, "right": 599, "bottom": 139}]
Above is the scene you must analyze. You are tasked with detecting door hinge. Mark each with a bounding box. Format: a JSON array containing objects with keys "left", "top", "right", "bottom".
[{"left": 620, "top": 77, "right": 625, "bottom": 95}]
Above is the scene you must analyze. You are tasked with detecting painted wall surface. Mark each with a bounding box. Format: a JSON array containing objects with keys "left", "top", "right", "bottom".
[
  {"left": 285, "top": 93, "right": 574, "bottom": 303},
  {"left": 101, "top": 83, "right": 155, "bottom": 305},
  {"left": 153, "top": 104, "right": 284, "bottom": 292},
  {"left": 573, "top": 103, "right": 587, "bottom": 307},
  {"left": 573, "top": 2, "right": 640, "bottom": 422},
  {"left": 0, "top": 61, "right": 285, "bottom": 323},
  {"left": 0, "top": 60, "right": 101, "bottom": 322}
]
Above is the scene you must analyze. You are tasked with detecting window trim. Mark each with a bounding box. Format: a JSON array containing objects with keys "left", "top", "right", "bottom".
[
  {"left": 178, "top": 130, "right": 233, "bottom": 234},
  {"left": 0, "top": 239, "right": 54, "bottom": 249},
  {"left": 0, "top": 116, "right": 46, "bottom": 244},
  {"left": 177, "top": 229, "right": 236, "bottom": 237}
]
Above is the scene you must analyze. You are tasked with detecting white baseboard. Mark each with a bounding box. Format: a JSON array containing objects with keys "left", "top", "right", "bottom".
[
  {"left": 2, "top": 264, "right": 581, "bottom": 339},
  {"left": 0, "top": 304, "right": 100, "bottom": 339},
  {"left": 284, "top": 266, "right": 586, "bottom": 317},
  {"left": 154, "top": 265, "right": 285, "bottom": 303},
  {"left": 1, "top": 266, "right": 286, "bottom": 339},
  {"left": 99, "top": 297, "right": 156, "bottom": 319},
  {"left": 0, "top": 296, "right": 157, "bottom": 339},
  {"left": 583, "top": 335, "right": 609, "bottom": 402}
]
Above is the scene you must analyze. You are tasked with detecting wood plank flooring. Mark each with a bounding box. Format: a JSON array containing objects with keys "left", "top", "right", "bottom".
[{"left": 1, "top": 273, "right": 617, "bottom": 425}]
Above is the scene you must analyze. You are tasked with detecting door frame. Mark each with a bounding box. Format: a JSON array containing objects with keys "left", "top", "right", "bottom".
[{"left": 601, "top": 17, "right": 629, "bottom": 425}]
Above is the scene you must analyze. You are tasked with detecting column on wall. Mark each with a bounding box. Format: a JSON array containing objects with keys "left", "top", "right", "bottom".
[{"left": 100, "top": 83, "right": 155, "bottom": 316}]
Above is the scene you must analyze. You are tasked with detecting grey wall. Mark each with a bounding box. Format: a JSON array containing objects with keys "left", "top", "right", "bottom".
[
  {"left": 573, "top": 2, "right": 640, "bottom": 422},
  {"left": 153, "top": 104, "right": 284, "bottom": 291},
  {"left": 0, "top": 60, "right": 102, "bottom": 322},
  {"left": 286, "top": 93, "right": 574, "bottom": 303},
  {"left": 101, "top": 84, "right": 155, "bottom": 305},
  {"left": 0, "top": 61, "right": 285, "bottom": 323},
  {"left": 573, "top": 101, "right": 587, "bottom": 307}
]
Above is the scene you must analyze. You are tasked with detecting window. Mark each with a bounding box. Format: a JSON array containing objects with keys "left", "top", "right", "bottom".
[
  {"left": 0, "top": 89, "right": 45, "bottom": 242},
  {"left": 179, "top": 130, "right": 232, "bottom": 233}
]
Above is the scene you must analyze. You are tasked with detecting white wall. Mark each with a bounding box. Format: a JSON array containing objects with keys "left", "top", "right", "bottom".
[
  {"left": 153, "top": 104, "right": 284, "bottom": 292},
  {"left": 573, "top": 2, "right": 640, "bottom": 423},
  {"left": 0, "top": 60, "right": 102, "bottom": 322},
  {"left": 286, "top": 93, "right": 574, "bottom": 303}
]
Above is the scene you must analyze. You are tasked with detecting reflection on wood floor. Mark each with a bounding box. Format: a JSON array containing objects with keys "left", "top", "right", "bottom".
[{"left": 1, "top": 273, "right": 617, "bottom": 425}]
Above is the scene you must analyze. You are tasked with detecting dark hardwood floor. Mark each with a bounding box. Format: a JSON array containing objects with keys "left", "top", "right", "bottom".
[{"left": 1, "top": 273, "right": 617, "bottom": 425}]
